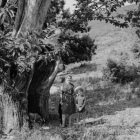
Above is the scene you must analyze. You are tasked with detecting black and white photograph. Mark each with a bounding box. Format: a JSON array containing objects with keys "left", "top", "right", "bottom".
[{"left": 0, "top": 0, "right": 140, "bottom": 139}]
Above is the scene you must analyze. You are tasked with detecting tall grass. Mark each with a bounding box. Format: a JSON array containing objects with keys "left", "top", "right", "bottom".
[{"left": 66, "top": 61, "right": 97, "bottom": 75}]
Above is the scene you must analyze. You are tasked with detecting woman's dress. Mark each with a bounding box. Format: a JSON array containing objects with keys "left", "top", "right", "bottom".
[{"left": 61, "top": 83, "right": 76, "bottom": 115}]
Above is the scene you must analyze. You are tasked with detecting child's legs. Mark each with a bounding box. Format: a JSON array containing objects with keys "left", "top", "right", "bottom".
[
  {"left": 76, "top": 113, "right": 80, "bottom": 127},
  {"left": 62, "top": 114, "right": 66, "bottom": 127},
  {"left": 82, "top": 112, "right": 86, "bottom": 127},
  {"left": 77, "top": 113, "right": 80, "bottom": 122}
]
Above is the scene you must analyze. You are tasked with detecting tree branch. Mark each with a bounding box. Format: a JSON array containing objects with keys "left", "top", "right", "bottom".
[
  {"left": 14, "top": 0, "right": 51, "bottom": 37},
  {"left": 36, "top": 0, "right": 51, "bottom": 30},
  {"left": 47, "top": 55, "right": 60, "bottom": 87},
  {"left": 12, "top": 0, "right": 25, "bottom": 37},
  {"left": 25, "top": 63, "right": 35, "bottom": 96},
  {"left": 0, "top": 0, "right": 7, "bottom": 7}
]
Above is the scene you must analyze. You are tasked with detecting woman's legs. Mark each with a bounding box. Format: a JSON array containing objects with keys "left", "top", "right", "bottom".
[
  {"left": 61, "top": 114, "right": 72, "bottom": 127},
  {"left": 58, "top": 103, "right": 62, "bottom": 124},
  {"left": 69, "top": 114, "right": 73, "bottom": 127},
  {"left": 62, "top": 114, "right": 66, "bottom": 127}
]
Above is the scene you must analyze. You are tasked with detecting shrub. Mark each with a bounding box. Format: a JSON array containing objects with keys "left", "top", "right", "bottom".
[
  {"left": 131, "top": 43, "right": 140, "bottom": 59},
  {"left": 68, "top": 62, "right": 97, "bottom": 75},
  {"left": 74, "top": 76, "right": 101, "bottom": 88},
  {"left": 103, "top": 58, "right": 140, "bottom": 84},
  {"left": 132, "top": 77, "right": 140, "bottom": 98}
]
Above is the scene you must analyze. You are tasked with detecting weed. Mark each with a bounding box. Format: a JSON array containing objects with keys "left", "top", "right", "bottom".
[
  {"left": 67, "top": 62, "right": 97, "bottom": 75},
  {"left": 102, "top": 58, "right": 140, "bottom": 84}
]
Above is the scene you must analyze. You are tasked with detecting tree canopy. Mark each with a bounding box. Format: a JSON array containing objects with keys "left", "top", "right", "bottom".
[{"left": 0, "top": 0, "right": 140, "bottom": 87}]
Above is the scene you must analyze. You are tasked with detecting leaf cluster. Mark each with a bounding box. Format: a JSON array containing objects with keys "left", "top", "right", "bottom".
[
  {"left": 58, "top": 31, "right": 97, "bottom": 64},
  {"left": 1, "top": 0, "right": 140, "bottom": 85},
  {"left": 103, "top": 58, "right": 140, "bottom": 84},
  {"left": 0, "top": 27, "right": 61, "bottom": 85}
]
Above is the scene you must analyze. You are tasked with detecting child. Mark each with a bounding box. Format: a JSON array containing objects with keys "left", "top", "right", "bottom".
[{"left": 75, "top": 86, "right": 86, "bottom": 126}]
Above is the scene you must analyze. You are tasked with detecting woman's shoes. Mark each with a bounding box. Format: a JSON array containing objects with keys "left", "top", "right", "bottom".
[{"left": 60, "top": 124, "right": 65, "bottom": 128}]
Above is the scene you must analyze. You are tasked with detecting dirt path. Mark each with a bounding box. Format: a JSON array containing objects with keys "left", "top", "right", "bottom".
[{"left": 2, "top": 92, "right": 140, "bottom": 140}]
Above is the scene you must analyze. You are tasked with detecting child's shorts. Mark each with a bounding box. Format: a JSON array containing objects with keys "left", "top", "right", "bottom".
[{"left": 76, "top": 106, "right": 85, "bottom": 113}]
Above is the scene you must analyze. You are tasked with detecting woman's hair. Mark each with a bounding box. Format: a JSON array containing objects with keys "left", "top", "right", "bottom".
[{"left": 78, "top": 88, "right": 84, "bottom": 92}]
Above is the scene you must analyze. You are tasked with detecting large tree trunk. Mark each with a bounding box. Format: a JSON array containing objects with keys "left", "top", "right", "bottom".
[
  {"left": 1, "top": 71, "right": 33, "bottom": 134},
  {"left": 28, "top": 56, "right": 60, "bottom": 122},
  {"left": 1, "top": 0, "right": 56, "bottom": 134},
  {"left": 12, "top": 0, "right": 51, "bottom": 37}
]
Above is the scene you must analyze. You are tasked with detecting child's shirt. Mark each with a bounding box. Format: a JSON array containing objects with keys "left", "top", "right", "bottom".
[{"left": 75, "top": 94, "right": 86, "bottom": 108}]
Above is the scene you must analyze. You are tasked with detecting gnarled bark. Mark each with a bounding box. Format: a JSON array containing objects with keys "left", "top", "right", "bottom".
[
  {"left": 28, "top": 56, "right": 60, "bottom": 122},
  {"left": 0, "top": 81, "right": 4, "bottom": 133},
  {"left": 13, "top": 0, "right": 51, "bottom": 37},
  {"left": 1, "top": 70, "right": 33, "bottom": 134},
  {"left": 0, "top": 0, "right": 7, "bottom": 7},
  {"left": 1, "top": 0, "right": 60, "bottom": 134}
]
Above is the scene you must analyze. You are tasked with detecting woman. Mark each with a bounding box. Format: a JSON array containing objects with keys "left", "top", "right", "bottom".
[{"left": 59, "top": 74, "right": 76, "bottom": 127}]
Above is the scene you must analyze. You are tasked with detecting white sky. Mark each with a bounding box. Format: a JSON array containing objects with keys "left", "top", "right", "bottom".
[
  {"left": 64, "top": 0, "right": 77, "bottom": 12},
  {"left": 64, "top": 0, "right": 132, "bottom": 12}
]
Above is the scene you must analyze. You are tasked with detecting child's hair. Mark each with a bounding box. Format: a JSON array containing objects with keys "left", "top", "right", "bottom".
[
  {"left": 78, "top": 88, "right": 84, "bottom": 92},
  {"left": 75, "top": 86, "right": 85, "bottom": 95}
]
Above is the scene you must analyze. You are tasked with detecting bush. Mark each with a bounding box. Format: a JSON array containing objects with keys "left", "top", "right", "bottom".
[
  {"left": 103, "top": 58, "right": 140, "bottom": 84},
  {"left": 69, "top": 62, "right": 97, "bottom": 74},
  {"left": 131, "top": 43, "right": 140, "bottom": 59}
]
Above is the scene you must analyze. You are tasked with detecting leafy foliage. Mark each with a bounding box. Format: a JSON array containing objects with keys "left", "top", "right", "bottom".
[
  {"left": 0, "top": 26, "right": 62, "bottom": 86},
  {"left": 0, "top": 0, "right": 140, "bottom": 87},
  {"left": 43, "top": 0, "right": 65, "bottom": 28},
  {"left": 131, "top": 42, "right": 140, "bottom": 58},
  {"left": 59, "top": 32, "right": 97, "bottom": 64},
  {"left": 103, "top": 58, "right": 140, "bottom": 84},
  {"left": 0, "top": 3, "right": 15, "bottom": 32}
]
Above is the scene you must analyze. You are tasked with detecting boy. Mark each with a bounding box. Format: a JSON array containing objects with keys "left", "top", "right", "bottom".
[{"left": 75, "top": 86, "right": 86, "bottom": 126}]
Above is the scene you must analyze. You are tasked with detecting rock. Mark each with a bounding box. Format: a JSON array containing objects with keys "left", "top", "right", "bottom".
[
  {"left": 50, "top": 134, "right": 65, "bottom": 140},
  {"left": 50, "top": 86, "right": 59, "bottom": 94},
  {"left": 42, "top": 126, "right": 50, "bottom": 130},
  {"left": 29, "top": 113, "right": 42, "bottom": 122}
]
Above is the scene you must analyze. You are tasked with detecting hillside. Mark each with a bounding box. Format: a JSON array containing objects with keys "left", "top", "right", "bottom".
[
  {"left": 53, "top": 4, "right": 140, "bottom": 91},
  {"left": 89, "top": 4, "right": 139, "bottom": 68},
  {"left": 64, "top": 4, "right": 140, "bottom": 79},
  {"left": 46, "top": 4, "right": 140, "bottom": 140}
]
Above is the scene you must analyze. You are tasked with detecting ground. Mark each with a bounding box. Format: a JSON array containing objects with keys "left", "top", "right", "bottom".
[
  {"left": 48, "top": 86, "right": 140, "bottom": 140},
  {"left": 1, "top": 81, "right": 140, "bottom": 140}
]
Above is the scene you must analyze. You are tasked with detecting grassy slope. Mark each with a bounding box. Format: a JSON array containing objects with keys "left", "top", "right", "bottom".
[
  {"left": 53, "top": 4, "right": 140, "bottom": 92},
  {"left": 49, "top": 85, "right": 140, "bottom": 140},
  {"left": 89, "top": 4, "right": 139, "bottom": 67},
  {"left": 65, "top": 4, "right": 140, "bottom": 80}
]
